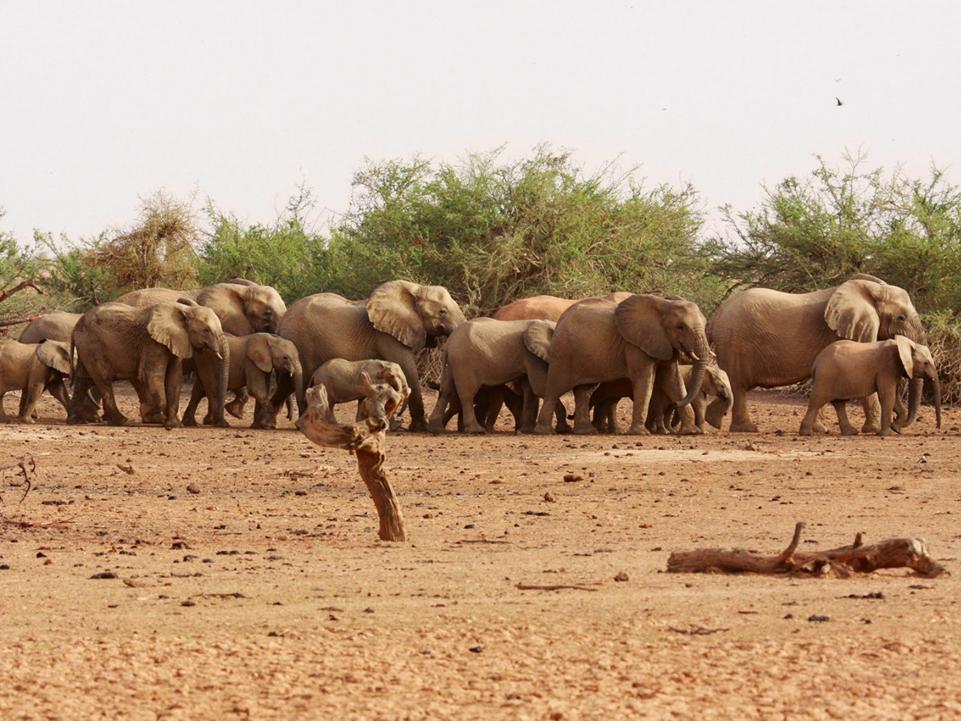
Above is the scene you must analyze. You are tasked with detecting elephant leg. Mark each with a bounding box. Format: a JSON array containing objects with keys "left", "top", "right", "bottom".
[
  {"left": 534, "top": 372, "right": 568, "bottom": 435},
  {"left": 457, "top": 380, "right": 486, "bottom": 434},
  {"left": 0, "top": 390, "right": 7, "bottom": 421},
  {"left": 606, "top": 400, "right": 620, "bottom": 434},
  {"left": 861, "top": 393, "right": 882, "bottom": 434},
  {"left": 225, "top": 388, "right": 248, "bottom": 419},
  {"left": 384, "top": 352, "right": 427, "bottom": 431},
  {"left": 692, "top": 398, "right": 706, "bottom": 430},
  {"left": 572, "top": 384, "right": 598, "bottom": 435},
  {"left": 428, "top": 365, "right": 455, "bottom": 433},
  {"left": 877, "top": 386, "right": 895, "bottom": 436},
  {"left": 17, "top": 379, "right": 44, "bottom": 424},
  {"left": 729, "top": 384, "right": 758, "bottom": 433},
  {"left": 134, "top": 377, "right": 165, "bottom": 425},
  {"left": 832, "top": 400, "right": 859, "bottom": 435},
  {"left": 500, "top": 386, "right": 525, "bottom": 432},
  {"left": 99, "top": 382, "right": 128, "bottom": 426},
  {"left": 182, "top": 379, "right": 206, "bottom": 427},
  {"left": 626, "top": 363, "right": 656, "bottom": 435},
  {"left": 514, "top": 381, "right": 537, "bottom": 434},
  {"left": 163, "top": 358, "right": 183, "bottom": 429},
  {"left": 47, "top": 377, "right": 71, "bottom": 415},
  {"left": 799, "top": 398, "right": 825, "bottom": 436},
  {"left": 554, "top": 400, "right": 572, "bottom": 434}
]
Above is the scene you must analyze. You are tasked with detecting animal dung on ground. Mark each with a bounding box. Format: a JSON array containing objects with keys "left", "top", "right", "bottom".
[
  {"left": 666, "top": 522, "right": 947, "bottom": 578},
  {"left": 297, "top": 384, "right": 407, "bottom": 542}
]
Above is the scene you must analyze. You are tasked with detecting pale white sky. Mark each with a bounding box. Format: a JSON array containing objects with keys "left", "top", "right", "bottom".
[{"left": 1, "top": 1, "right": 959, "bottom": 243}]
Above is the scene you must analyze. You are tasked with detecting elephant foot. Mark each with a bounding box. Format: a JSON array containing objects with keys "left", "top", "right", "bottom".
[
  {"left": 572, "top": 423, "right": 598, "bottom": 435},
  {"left": 861, "top": 421, "right": 881, "bottom": 434},
  {"left": 17, "top": 415, "right": 36, "bottom": 425},
  {"left": 214, "top": 418, "right": 231, "bottom": 429},
  {"left": 555, "top": 422, "right": 573, "bottom": 435},
  {"left": 463, "top": 423, "right": 487, "bottom": 434},
  {"left": 840, "top": 425, "right": 859, "bottom": 436},
  {"left": 798, "top": 426, "right": 813, "bottom": 436},
  {"left": 164, "top": 418, "right": 182, "bottom": 430},
  {"left": 106, "top": 415, "right": 131, "bottom": 427},
  {"left": 408, "top": 418, "right": 428, "bottom": 433},
  {"left": 225, "top": 400, "right": 246, "bottom": 419},
  {"left": 533, "top": 423, "right": 554, "bottom": 435},
  {"left": 676, "top": 425, "right": 702, "bottom": 436},
  {"left": 182, "top": 415, "right": 198, "bottom": 427},
  {"left": 730, "top": 419, "right": 759, "bottom": 433},
  {"left": 877, "top": 428, "right": 893, "bottom": 437},
  {"left": 625, "top": 423, "right": 650, "bottom": 435}
]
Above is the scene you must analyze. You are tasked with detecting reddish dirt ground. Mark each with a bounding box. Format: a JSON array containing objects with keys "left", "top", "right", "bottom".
[{"left": 0, "top": 389, "right": 958, "bottom": 720}]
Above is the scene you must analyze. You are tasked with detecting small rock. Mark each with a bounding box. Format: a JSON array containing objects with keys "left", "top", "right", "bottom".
[
  {"left": 90, "top": 571, "right": 117, "bottom": 580},
  {"left": 36, "top": 551, "right": 46, "bottom": 558},
  {"left": 613, "top": 571, "right": 629, "bottom": 582},
  {"left": 807, "top": 614, "right": 830, "bottom": 623},
  {"left": 186, "top": 483, "right": 201, "bottom": 494},
  {"left": 563, "top": 473, "right": 582, "bottom": 483},
  {"left": 117, "top": 464, "right": 135, "bottom": 475},
  {"left": 181, "top": 599, "right": 196, "bottom": 607},
  {"left": 543, "top": 492, "right": 556, "bottom": 503},
  {"left": 468, "top": 645, "right": 484, "bottom": 653}
]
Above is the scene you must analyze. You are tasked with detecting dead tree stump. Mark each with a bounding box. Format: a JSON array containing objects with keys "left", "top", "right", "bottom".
[
  {"left": 667, "top": 522, "right": 946, "bottom": 578},
  {"left": 297, "top": 385, "right": 407, "bottom": 542}
]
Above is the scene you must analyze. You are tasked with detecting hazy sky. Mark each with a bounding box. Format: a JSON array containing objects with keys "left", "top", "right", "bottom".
[{"left": 2, "top": 1, "right": 959, "bottom": 243}]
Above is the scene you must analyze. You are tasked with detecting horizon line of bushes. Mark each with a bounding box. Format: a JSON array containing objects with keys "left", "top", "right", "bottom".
[{"left": 3, "top": 145, "right": 961, "bottom": 399}]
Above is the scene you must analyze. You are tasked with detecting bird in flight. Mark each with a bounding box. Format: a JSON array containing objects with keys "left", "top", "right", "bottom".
[{"left": 836, "top": 97, "right": 843, "bottom": 106}]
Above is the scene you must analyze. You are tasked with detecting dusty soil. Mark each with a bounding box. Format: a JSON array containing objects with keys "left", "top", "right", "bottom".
[{"left": 0, "top": 389, "right": 958, "bottom": 720}]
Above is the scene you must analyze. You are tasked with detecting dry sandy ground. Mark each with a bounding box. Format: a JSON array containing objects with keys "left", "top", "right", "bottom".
[{"left": 0, "top": 390, "right": 959, "bottom": 720}]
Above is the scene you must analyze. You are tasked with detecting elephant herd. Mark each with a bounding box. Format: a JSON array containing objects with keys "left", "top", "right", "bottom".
[{"left": 0, "top": 272, "right": 942, "bottom": 438}]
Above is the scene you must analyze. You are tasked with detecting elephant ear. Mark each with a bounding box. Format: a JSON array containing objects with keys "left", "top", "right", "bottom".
[
  {"left": 895, "top": 335, "right": 915, "bottom": 378},
  {"left": 366, "top": 280, "right": 426, "bottom": 350},
  {"left": 825, "top": 279, "right": 881, "bottom": 341},
  {"left": 247, "top": 334, "right": 274, "bottom": 374},
  {"left": 36, "top": 341, "right": 72, "bottom": 376},
  {"left": 614, "top": 295, "right": 673, "bottom": 361},
  {"left": 523, "top": 320, "right": 555, "bottom": 363},
  {"left": 146, "top": 304, "right": 192, "bottom": 359}
]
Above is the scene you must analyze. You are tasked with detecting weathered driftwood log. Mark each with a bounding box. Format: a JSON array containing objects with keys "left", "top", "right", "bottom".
[
  {"left": 667, "top": 522, "right": 946, "bottom": 578},
  {"left": 297, "top": 381, "right": 407, "bottom": 542}
]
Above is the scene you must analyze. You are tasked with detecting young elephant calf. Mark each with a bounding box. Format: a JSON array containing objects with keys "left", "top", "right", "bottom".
[
  {"left": 0, "top": 339, "right": 72, "bottom": 422},
  {"left": 800, "top": 337, "right": 941, "bottom": 436},
  {"left": 184, "top": 333, "right": 302, "bottom": 429},
  {"left": 308, "top": 359, "right": 410, "bottom": 427}
]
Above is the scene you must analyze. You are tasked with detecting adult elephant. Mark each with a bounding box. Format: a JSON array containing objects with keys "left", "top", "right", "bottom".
[
  {"left": 18, "top": 311, "right": 82, "bottom": 344},
  {"left": 709, "top": 274, "right": 925, "bottom": 432},
  {"left": 534, "top": 294, "right": 709, "bottom": 434},
  {"left": 494, "top": 292, "right": 630, "bottom": 321},
  {"left": 70, "top": 300, "right": 227, "bottom": 428},
  {"left": 115, "top": 280, "right": 286, "bottom": 425},
  {"left": 277, "top": 280, "right": 465, "bottom": 431}
]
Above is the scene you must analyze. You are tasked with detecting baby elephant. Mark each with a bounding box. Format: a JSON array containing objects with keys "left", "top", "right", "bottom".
[
  {"left": 308, "top": 359, "right": 410, "bottom": 427},
  {"left": 184, "top": 333, "right": 302, "bottom": 429},
  {"left": 0, "top": 339, "right": 72, "bottom": 422},
  {"left": 800, "top": 337, "right": 941, "bottom": 436}
]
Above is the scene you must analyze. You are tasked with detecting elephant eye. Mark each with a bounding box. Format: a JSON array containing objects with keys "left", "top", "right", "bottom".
[
  {"left": 897, "top": 314, "right": 906, "bottom": 321},
  {"left": 439, "top": 308, "right": 448, "bottom": 316},
  {"left": 264, "top": 308, "right": 273, "bottom": 317}
]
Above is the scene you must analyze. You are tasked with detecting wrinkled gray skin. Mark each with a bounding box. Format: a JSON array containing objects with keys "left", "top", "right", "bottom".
[
  {"left": 308, "top": 359, "right": 410, "bottom": 428},
  {"left": 184, "top": 333, "right": 303, "bottom": 429},
  {"left": 115, "top": 280, "right": 286, "bottom": 425},
  {"left": 0, "top": 339, "right": 72, "bottom": 422},
  {"left": 427, "top": 318, "right": 555, "bottom": 434},
  {"left": 70, "top": 301, "right": 227, "bottom": 429},
  {"left": 535, "top": 294, "right": 710, "bottom": 435},
  {"left": 801, "top": 337, "right": 941, "bottom": 436},
  {"left": 710, "top": 274, "right": 925, "bottom": 432},
  {"left": 277, "top": 280, "right": 465, "bottom": 431}
]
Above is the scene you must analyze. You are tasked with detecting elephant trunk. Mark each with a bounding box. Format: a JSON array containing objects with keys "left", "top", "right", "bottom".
[
  {"left": 676, "top": 330, "right": 710, "bottom": 408},
  {"left": 292, "top": 364, "right": 305, "bottom": 417},
  {"left": 930, "top": 373, "right": 942, "bottom": 429},
  {"left": 904, "top": 376, "right": 923, "bottom": 427}
]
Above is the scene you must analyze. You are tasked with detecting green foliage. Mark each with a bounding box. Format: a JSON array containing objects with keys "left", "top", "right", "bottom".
[
  {"left": 198, "top": 186, "right": 326, "bottom": 301},
  {"left": 320, "top": 148, "right": 717, "bottom": 315},
  {"left": 32, "top": 230, "right": 116, "bottom": 310},
  {"left": 707, "top": 154, "right": 961, "bottom": 314}
]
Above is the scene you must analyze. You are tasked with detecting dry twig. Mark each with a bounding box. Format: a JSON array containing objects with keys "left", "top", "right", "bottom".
[
  {"left": 515, "top": 582, "right": 599, "bottom": 592},
  {"left": 667, "top": 522, "right": 947, "bottom": 578},
  {"left": 0, "top": 455, "right": 36, "bottom": 504}
]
